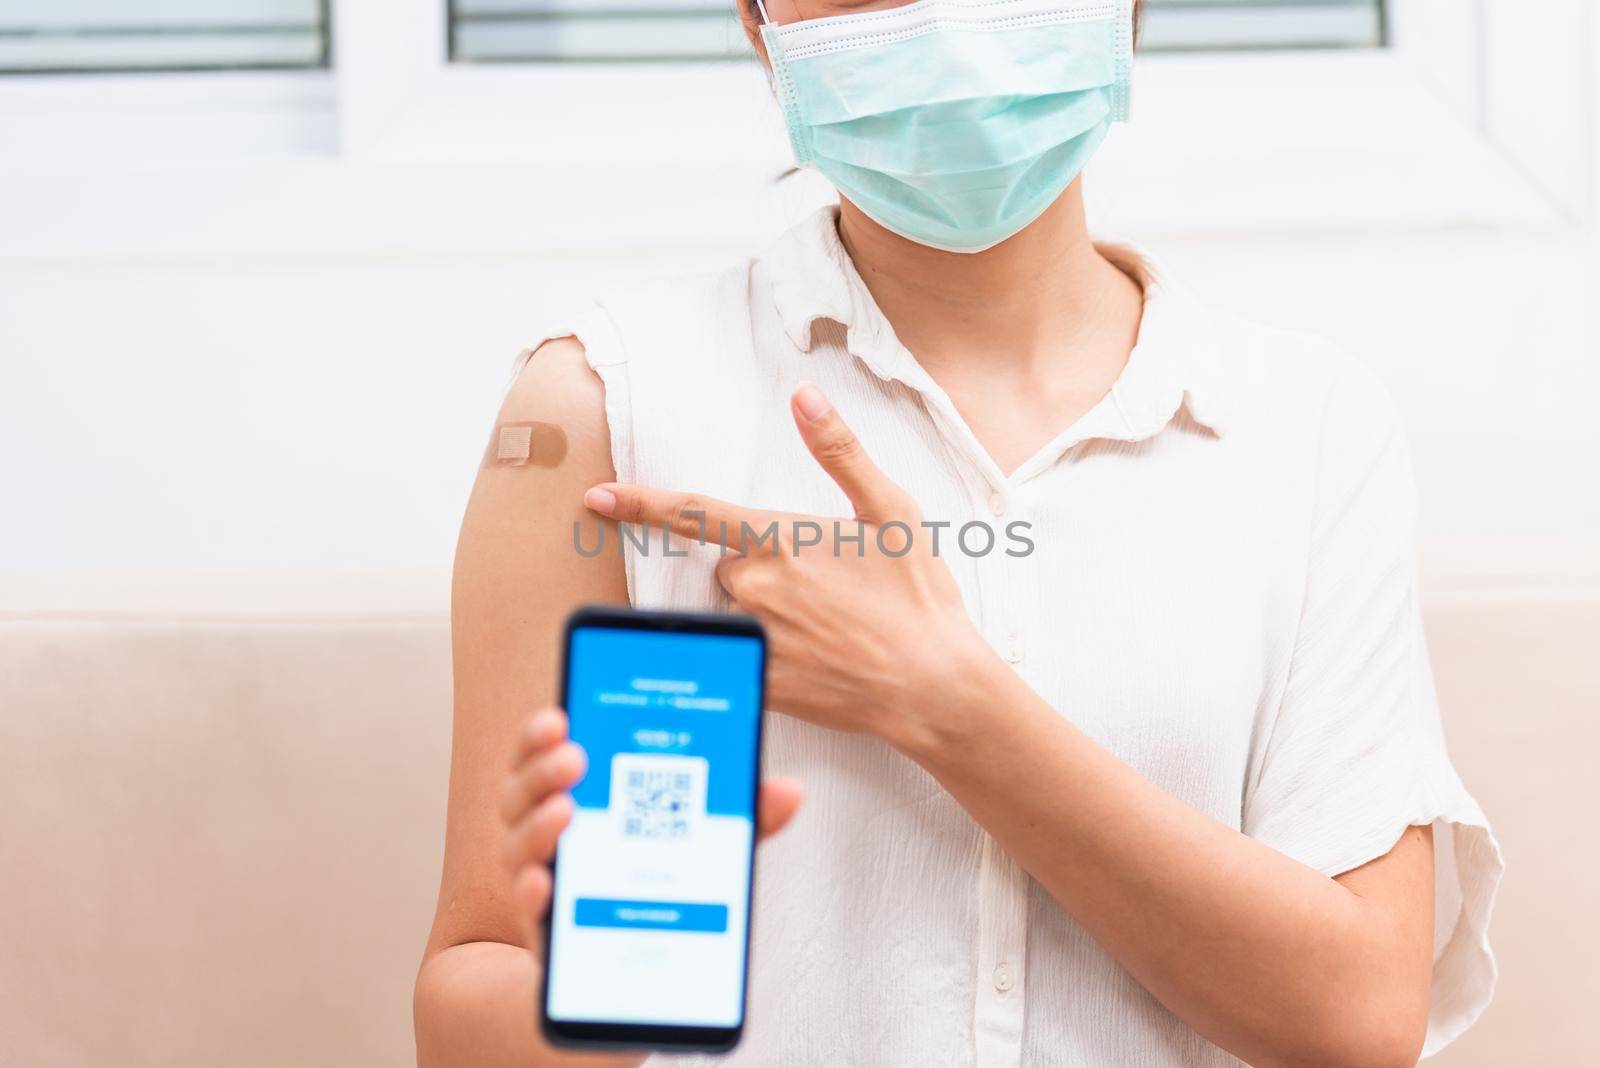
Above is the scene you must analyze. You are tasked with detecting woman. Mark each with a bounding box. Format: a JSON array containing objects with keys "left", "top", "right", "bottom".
[{"left": 416, "top": 0, "right": 1500, "bottom": 1064}]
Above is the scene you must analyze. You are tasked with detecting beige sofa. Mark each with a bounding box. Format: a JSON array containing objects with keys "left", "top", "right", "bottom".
[{"left": 2, "top": 593, "right": 1595, "bottom": 1066}]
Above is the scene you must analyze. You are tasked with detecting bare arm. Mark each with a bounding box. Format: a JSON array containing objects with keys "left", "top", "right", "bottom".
[
  {"left": 415, "top": 340, "right": 801, "bottom": 1067},
  {"left": 414, "top": 338, "right": 640, "bottom": 1068},
  {"left": 904, "top": 654, "right": 1434, "bottom": 1068}
]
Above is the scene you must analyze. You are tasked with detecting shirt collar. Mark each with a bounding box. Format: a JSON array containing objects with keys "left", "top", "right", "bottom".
[{"left": 763, "top": 206, "right": 1232, "bottom": 442}]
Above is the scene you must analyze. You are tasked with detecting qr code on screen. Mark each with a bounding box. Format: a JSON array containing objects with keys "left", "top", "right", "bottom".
[{"left": 622, "top": 767, "right": 695, "bottom": 840}]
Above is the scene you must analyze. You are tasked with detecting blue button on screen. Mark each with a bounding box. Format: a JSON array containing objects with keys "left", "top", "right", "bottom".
[{"left": 573, "top": 897, "right": 729, "bottom": 933}]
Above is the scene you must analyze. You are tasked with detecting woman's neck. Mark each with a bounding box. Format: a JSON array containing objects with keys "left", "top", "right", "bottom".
[{"left": 835, "top": 181, "right": 1142, "bottom": 383}]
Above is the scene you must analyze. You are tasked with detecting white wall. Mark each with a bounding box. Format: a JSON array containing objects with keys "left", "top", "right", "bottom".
[
  {"left": 1, "top": 13, "right": 1596, "bottom": 613},
  {"left": 2, "top": 189, "right": 1593, "bottom": 613}
]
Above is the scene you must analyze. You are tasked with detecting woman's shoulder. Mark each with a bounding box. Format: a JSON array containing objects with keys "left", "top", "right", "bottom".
[
  {"left": 564, "top": 258, "right": 764, "bottom": 369},
  {"left": 1203, "top": 304, "right": 1405, "bottom": 446},
  {"left": 498, "top": 336, "right": 613, "bottom": 477},
  {"left": 507, "top": 253, "right": 771, "bottom": 488}
]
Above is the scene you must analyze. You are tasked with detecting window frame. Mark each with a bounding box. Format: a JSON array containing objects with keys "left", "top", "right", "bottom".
[
  {"left": 0, "top": 71, "right": 335, "bottom": 162},
  {"left": 333, "top": 0, "right": 1585, "bottom": 231},
  {"left": 0, "top": 0, "right": 1587, "bottom": 260},
  {"left": 434, "top": 0, "right": 1389, "bottom": 65},
  {"left": 0, "top": 0, "right": 334, "bottom": 77},
  {"left": 0, "top": 1, "right": 336, "bottom": 162}
]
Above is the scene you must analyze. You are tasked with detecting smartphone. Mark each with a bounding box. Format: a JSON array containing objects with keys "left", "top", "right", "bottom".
[{"left": 540, "top": 606, "right": 767, "bottom": 1052}]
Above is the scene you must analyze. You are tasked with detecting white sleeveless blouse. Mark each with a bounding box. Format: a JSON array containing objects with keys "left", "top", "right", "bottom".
[{"left": 524, "top": 207, "right": 1501, "bottom": 1066}]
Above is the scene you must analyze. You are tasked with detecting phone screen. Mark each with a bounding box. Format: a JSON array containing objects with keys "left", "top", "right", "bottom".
[{"left": 543, "top": 614, "right": 764, "bottom": 1049}]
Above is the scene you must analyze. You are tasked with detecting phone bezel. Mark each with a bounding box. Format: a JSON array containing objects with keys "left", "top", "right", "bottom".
[{"left": 538, "top": 605, "right": 767, "bottom": 1053}]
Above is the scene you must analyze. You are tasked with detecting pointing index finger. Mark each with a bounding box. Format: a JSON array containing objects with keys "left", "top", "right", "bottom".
[{"left": 584, "top": 483, "right": 765, "bottom": 550}]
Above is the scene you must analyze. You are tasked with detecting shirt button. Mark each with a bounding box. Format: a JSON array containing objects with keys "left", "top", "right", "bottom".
[
  {"left": 993, "top": 963, "right": 1015, "bottom": 993},
  {"left": 987, "top": 491, "right": 1006, "bottom": 517},
  {"left": 1004, "top": 634, "right": 1023, "bottom": 664}
]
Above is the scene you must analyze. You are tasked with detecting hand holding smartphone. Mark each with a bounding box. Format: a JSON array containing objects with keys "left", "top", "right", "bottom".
[{"left": 540, "top": 607, "right": 767, "bottom": 1053}]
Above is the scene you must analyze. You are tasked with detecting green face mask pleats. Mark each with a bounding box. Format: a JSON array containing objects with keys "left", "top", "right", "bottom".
[{"left": 763, "top": 0, "right": 1133, "bottom": 252}]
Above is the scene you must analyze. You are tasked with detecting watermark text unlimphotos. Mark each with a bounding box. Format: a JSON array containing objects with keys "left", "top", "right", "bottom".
[{"left": 572, "top": 513, "right": 1035, "bottom": 559}]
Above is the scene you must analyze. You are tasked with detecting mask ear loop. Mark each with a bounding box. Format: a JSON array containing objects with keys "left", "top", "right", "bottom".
[{"left": 756, "top": 0, "right": 811, "bottom": 164}]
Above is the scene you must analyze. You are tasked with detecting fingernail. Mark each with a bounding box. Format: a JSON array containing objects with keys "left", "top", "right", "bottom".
[
  {"left": 584, "top": 486, "right": 617, "bottom": 515},
  {"left": 795, "top": 384, "right": 832, "bottom": 423}
]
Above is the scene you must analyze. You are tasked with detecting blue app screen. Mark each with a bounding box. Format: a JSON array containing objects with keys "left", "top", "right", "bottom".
[{"left": 546, "top": 626, "right": 763, "bottom": 1028}]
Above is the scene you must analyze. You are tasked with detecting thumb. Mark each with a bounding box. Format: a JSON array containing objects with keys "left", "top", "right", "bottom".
[
  {"left": 791, "top": 384, "right": 915, "bottom": 523},
  {"left": 756, "top": 777, "right": 803, "bottom": 840}
]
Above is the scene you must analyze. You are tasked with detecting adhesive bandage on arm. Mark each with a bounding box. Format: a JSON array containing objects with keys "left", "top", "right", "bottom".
[{"left": 482, "top": 421, "right": 568, "bottom": 470}]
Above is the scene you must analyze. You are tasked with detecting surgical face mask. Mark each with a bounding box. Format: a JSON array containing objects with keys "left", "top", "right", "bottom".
[{"left": 757, "top": 0, "right": 1133, "bottom": 253}]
